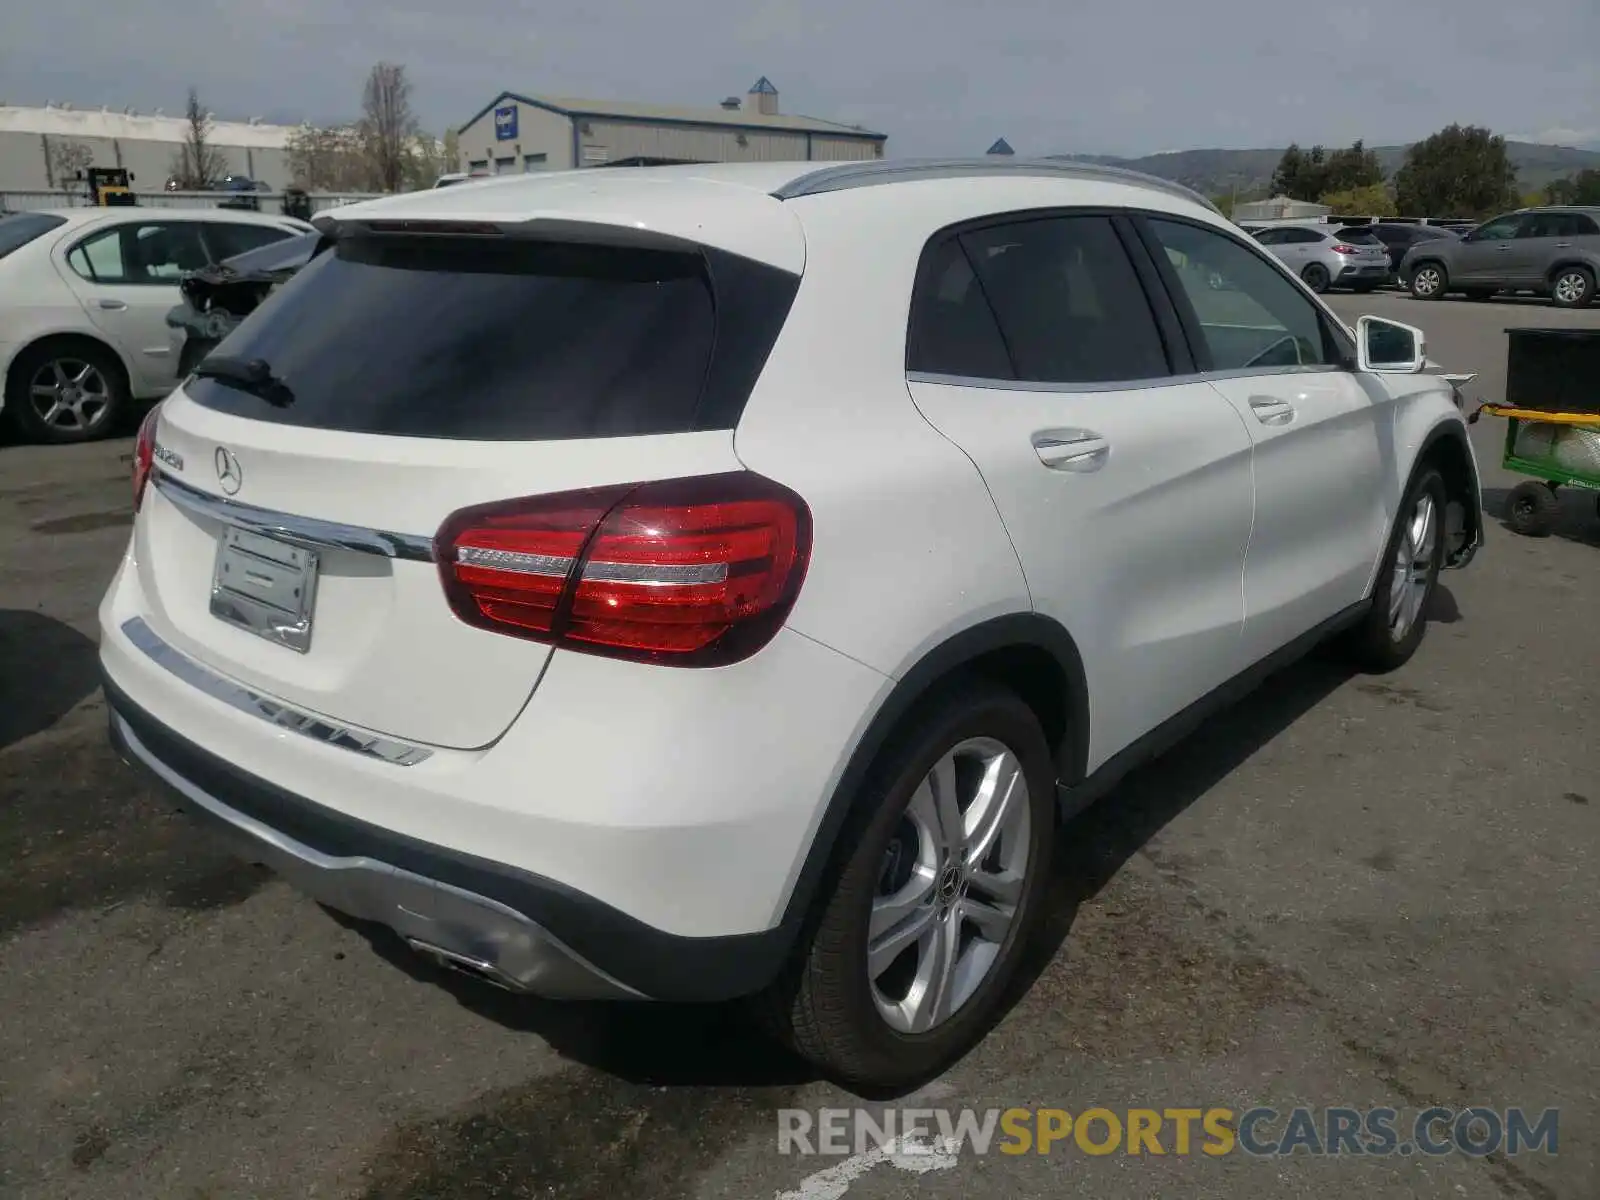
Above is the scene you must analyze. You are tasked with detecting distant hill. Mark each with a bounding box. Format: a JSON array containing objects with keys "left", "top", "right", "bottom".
[{"left": 1057, "top": 141, "right": 1600, "bottom": 198}]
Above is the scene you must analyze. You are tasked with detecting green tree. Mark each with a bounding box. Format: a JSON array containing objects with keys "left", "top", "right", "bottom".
[
  {"left": 1393, "top": 124, "right": 1518, "bottom": 218},
  {"left": 1323, "top": 140, "right": 1384, "bottom": 193},
  {"left": 1320, "top": 182, "right": 1393, "bottom": 215},
  {"left": 1545, "top": 169, "right": 1600, "bottom": 206},
  {"left": 1272, "top": 140, "right": 1382, "bottom": 201}
]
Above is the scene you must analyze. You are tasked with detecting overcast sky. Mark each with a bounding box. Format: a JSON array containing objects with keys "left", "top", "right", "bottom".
[{"left": 3, "top": 0, "right": 1596, "bottom": 156}]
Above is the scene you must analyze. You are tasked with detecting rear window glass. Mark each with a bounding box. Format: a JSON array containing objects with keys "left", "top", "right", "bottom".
[
  {"left": 0, "top": 212, "right": 67, "bottom": 259},
  {"left": 186, "top": 234, "right": 798, "bottom": 440},
  {"left": 1334, "top": 228, "right": 1383, "bottom": 244}
]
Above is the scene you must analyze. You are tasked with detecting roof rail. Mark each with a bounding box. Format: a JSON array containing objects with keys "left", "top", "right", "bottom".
[{"left": 772, "top": 157, "right": 1221, "bottom": 214}]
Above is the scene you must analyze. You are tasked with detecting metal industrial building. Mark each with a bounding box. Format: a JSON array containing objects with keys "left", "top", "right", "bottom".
[
  {"left": 0, "top": 104, "right": 295, "bottom": 192},
  {"left": 456, "top": 77, "right": 886, "bottom": 174}
]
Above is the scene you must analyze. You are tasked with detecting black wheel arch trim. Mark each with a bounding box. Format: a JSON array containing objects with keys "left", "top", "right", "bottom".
[
  {"left": 1415, "top": 419, "right": 1483, "bottom": 568},
  {"left": 773, "top": 612, "right": 1090, "bottom": 934}
]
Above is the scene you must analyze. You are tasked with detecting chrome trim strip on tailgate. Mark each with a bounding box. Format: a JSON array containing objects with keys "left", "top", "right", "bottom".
[
  {"left": 121, "top": 616, "right": 433, "bottom": 765},
  {"left": 153, "top": 470, "right": 435, "bottom": 562}
]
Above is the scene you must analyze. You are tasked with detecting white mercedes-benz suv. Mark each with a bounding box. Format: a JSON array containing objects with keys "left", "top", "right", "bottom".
[{"left": 99, "top": 159, "right": 1483, "bottom": 1090}]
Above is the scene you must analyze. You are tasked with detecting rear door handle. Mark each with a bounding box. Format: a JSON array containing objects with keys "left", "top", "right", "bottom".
[
  {"left": 97, "top": 298, "right": 127, "bottom": 310},
  {"left": 1032, "top": 428, "right": 1110, "bottom": 472},
  {"left": 1555, "top": 242, "right": 1573, "bottom": 248},
  {"left": 1248, "top": 396, "right": 1296, "bottom": 425}
]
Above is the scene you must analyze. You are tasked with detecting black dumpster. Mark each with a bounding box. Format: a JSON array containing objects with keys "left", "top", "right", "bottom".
[{"left": 1504, "top": 327, "right": 1600, "bottom": 415}]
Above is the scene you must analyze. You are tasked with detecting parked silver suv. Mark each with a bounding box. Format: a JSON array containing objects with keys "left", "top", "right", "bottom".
[
  {"left": 1403, "top": 207, "right": 1600, "bottom": 308},
  {"left": 1251, "top": 224, "right": 1392, "bottom": 293}
]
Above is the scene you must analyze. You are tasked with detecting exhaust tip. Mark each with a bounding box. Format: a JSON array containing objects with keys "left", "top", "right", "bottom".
[{"left": 404, "top": 937, "right": 521, "bottom": 992}]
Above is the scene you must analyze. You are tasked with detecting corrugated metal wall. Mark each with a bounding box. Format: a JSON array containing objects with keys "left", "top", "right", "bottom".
[{"left": 0, "top": 132, "right": 292, "bottom": 191}]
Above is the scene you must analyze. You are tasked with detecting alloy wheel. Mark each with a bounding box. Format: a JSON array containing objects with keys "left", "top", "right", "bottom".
[
  {"left": 867, "top": 736, "right": 1032, "bottom": 1034},
  {"left": 1388, "top": 492, "right": 1437, "bottom": 641},
  {"left": 1413, "top": 267, "right": 1441, "bottom": 297},
  {"left": 1553, "top": 272, "right": 1589, "bottom": 306},
  {"left": 29, "top": 358, "right": 112, "bottom": 432}
]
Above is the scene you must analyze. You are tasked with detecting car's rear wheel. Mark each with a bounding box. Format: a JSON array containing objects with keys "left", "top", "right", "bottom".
[
  {"left": 1409, "top": 262, "right": 1447, "bottom": 300},
  {"left": 763, "top": 683, "right": 1056, "bottom": 1091},
  {"left": 1337, "top": 465, "right": 1447, "bottom": 672},
  {"left": 4, "top": 340, "right": 129, "bottom": 444},
  {"left": 1301, "top": 263, "right": 1331, "bottom": 293},
  {"left": 1550, "top": 266, "right": 1595, "bottom": 309}
]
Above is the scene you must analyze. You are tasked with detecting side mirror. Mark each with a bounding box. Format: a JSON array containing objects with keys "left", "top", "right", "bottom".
[{"left": 1356, "top": 315, "right": 1426, "bottom": 373}]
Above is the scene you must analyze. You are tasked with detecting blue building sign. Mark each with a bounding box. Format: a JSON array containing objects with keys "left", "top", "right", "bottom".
[{"left": 494, "top": 105, "right": 518, "bottom": 141}]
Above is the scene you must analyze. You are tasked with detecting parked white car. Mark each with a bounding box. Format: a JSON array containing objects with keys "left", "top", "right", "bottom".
[
  {"left": 99, "top": 159, "right": 1483, "bottom": 1090},
  {"left": 0, "top": 207, "right": 311, "bottom": 442}
]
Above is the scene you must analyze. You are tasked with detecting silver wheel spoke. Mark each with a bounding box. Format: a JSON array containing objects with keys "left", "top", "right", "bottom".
[
  {"left": 908, "top": 754, "right": 963, "bottom": 856},
  {"left": 962, "top": 751, "right": 1023, "bottom": 867},
  {"left": 70, "top": 362, "right": 94, "bottom": 385},
  {"left": 30, "top": 384, "right": 56, "bottom": 400},
  {"left": 51, "top": 361, "right": 70, "bottom": 386},
  {"left": 868, "top": 898, "right": 936, "bottom": 978},
  {"left": 906, "top": 907, "right": 962, "bottom": 1032},
  {"left": 960, "top": 894, "right": 1014, "bottom": 942}
]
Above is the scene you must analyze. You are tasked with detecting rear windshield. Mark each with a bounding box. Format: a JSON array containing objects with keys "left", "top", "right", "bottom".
[
  {"left": 1334, "top": 228, "right": 1383, "bottom": 244},
  {"left": 185, "top": 233, "right": 799, "bottom": 440},
  {"left": 0, "top": 212, "right": 67, "bottom": 260}
]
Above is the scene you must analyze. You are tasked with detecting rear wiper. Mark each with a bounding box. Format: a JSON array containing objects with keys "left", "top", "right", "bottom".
[{"left": 192, "top": 355, "right": 295, "bottom": 408}]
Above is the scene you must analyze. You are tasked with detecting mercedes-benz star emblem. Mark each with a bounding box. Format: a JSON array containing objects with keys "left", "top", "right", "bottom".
[{"left": 214, "top": 446, "right": 243, "bottom": 496}]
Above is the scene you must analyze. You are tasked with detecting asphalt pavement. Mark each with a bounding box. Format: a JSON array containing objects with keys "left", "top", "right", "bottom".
[{"left": 0, "top": 291, "right": 1596, "bottom": 1199}]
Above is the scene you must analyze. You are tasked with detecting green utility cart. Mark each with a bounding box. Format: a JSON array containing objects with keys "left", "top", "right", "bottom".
[{"left": 1467, "top": 326, "right": 1600, "bottom": 538}]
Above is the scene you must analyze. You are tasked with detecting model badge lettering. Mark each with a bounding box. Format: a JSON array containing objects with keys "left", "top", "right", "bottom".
[{"left": 152, "top": 442, "right": 184, "bottom": 471}]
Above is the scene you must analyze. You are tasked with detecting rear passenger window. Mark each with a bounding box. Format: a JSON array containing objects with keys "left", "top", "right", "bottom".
[
  {"left": 1146, "top": 218, "right": 1339, "bottom": 372},
  {"left": 905, "top": 238, "right": 1014, "bottom": 379},
  {"left": 956, "top": 216, "right": 1170, "bottom": 384}
]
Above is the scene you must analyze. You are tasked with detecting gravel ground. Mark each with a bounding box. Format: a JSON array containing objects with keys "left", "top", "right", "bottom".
[{"left": 0, "top": 291, "right": 1596, "bottom": 1199}]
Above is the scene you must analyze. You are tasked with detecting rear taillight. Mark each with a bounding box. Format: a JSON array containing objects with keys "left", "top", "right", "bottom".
[
  {"left": 1331, "top": 244, "right": 1360, "bottom": 254},
  {"left": 132, "top": 404, "right": 161, "bottom": 511},
  {"left": 435, "top": 472, "right": 813, "bottom": 666}
]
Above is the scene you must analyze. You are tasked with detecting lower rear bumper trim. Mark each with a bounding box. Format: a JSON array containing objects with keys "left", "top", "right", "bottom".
[{"left": 102, "top": 669, "right": 796, "bottom": 1002}]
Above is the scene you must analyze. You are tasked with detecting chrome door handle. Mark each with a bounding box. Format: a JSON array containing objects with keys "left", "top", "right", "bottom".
[
  {"left": 1248, "top": 396, "right": 1296, "bottom": 425},
  {"left": 1555, "top": 242, "right": 1573, "bottom": 248},
  {"left": 97, "top": 298, "right": 127, "bottom": 310},
  {"left": 1032, "top": 429, "right": 1110, "bottom": 472}
]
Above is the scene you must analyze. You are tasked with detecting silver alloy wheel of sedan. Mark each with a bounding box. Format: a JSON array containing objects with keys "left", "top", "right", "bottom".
[
  {"left": 868, "top": 736, "right": 1032, "bottom": 1034},
  {"left": 1552, "top": 270, "right": 1590, "bottom": 306},
  {"left": 29, "top": 357, "right": 113, "bottom": 433},
  {"left": 1411, "top": 265, "right": 1443, "bottom": 297},
  {"left": 1389, "top": 491, "right": 1437, "bottom": 641}
]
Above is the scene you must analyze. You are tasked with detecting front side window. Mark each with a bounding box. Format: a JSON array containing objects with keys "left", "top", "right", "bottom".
[
  {"left": 1145, "top": 217, "right": 1340, "bottom": 372},
  {"left": 957, "top": 216, "right": 1171, "bottom": 384}
]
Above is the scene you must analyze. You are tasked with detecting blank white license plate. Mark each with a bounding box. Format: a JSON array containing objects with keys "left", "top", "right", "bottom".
[{"left": 209, "top": 526, "right": 320, "bottom": 653}]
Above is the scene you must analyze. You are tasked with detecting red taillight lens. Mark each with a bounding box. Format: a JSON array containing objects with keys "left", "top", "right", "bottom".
[
  {"left": 1331, "top": 244, "right": 1359, "bottom": 254},
  {"left": 435, "top": 472, "right": 813, "bottom": 666},
  {"left": 132, "top": 404, "right": 161, "bottom": 511}
]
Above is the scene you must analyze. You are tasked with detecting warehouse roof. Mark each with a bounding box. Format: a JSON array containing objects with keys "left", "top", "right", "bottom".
[
  {"left": 0, "top": 104, "right": 297, "bottom": 149},
  {"left": 462, "top": 91, "right": 886, "bottom": 140}
]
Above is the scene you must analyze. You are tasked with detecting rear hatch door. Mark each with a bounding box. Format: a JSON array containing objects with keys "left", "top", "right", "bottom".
[{"left": 133, "top": 196, "right": 802, "bottom": 749}]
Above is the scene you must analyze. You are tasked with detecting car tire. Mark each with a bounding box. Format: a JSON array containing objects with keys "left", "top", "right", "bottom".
[
  {"left": 1337, "top": 464, "right": 1447, "bottom": 673},
  {"left": 761, "top": 681, "right": 1056, "bottom": 1091},
  {"left": 1464, "top": 289, "right": 1496, "bottom": 301},
  {"left": 1505, "top": 480, "right": 1560, "bottom": 538},
  {"left": 3, "top": 339, "right": 129, "bottom": 444},
  {"left": 1301, "top": 263, "right": 1331, "bottom": 294},
  {"left": 1409, "top": 262, "right": 1447, "bottom": 301},
  {"left": 1549, "top": 265, "right": 1595, "bottom": 309}
]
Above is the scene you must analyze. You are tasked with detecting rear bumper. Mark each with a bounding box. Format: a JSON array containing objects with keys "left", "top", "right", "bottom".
[{"left": 103, "top": 670, "right": 795, "bottom": 1002}]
